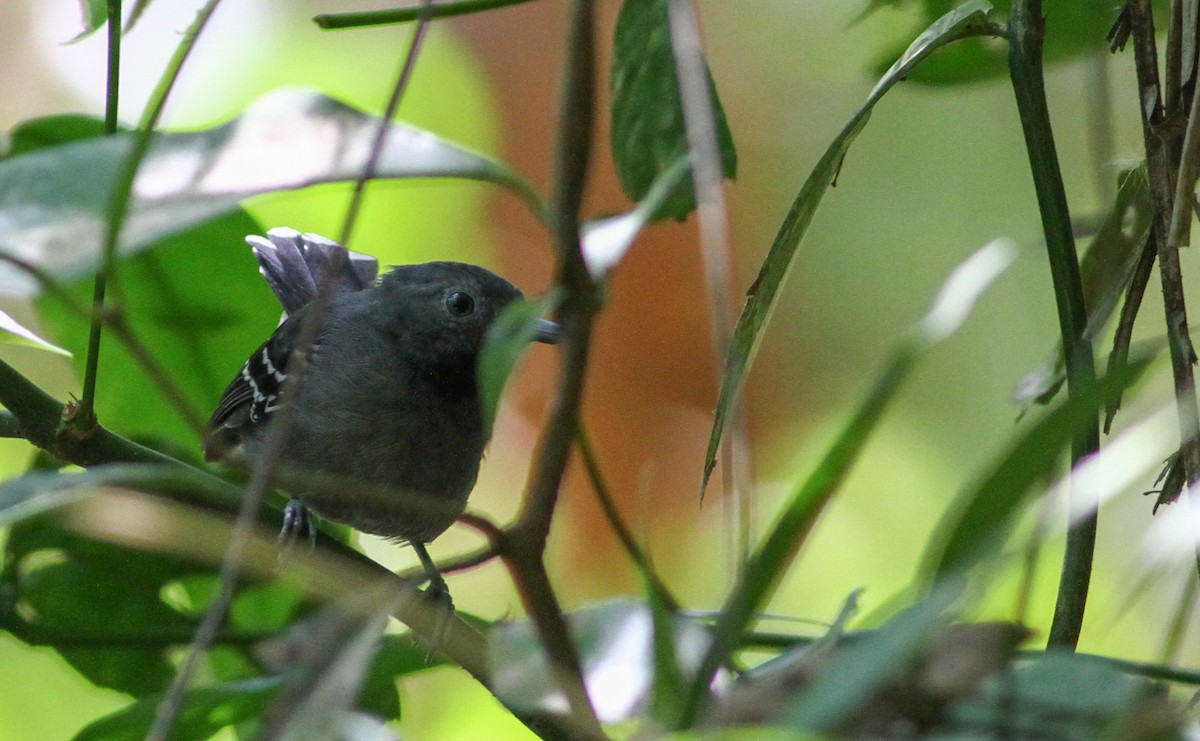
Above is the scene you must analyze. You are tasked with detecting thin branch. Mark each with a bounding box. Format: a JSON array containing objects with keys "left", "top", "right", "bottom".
[
  {"left": 76, "top": 0, "right": 125, "bottom": 427},
  {"left": 501, "top": 0, "right": 605, "bottom": 736},
  {"left": 1008, "top": 0, "right": 1099, "bottom": 650},
  {"left": 1127, "top": 0, "right": 1200, "bottom": 580},
  {"left": 338, "top": 0, "right": 434, "bottom": 246},
  {"left": 665, "top": 0, "right": 753, "bottom": 572},
  {"left": 576, "top": 426, "right": 679, "bottom": 612}
]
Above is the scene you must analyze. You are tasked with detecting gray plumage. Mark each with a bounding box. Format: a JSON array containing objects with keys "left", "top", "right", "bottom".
[{"left": 205, "top": 260, "right": 537, "bottom": 544}]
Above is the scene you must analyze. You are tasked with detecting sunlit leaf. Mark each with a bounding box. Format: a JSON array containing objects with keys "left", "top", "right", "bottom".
[
  {"left": 610, "top": 0, "right": 736, "bottom": 220},
  {"left": 701, "top": 1, "right": 1002, "bottom": 498},
  {"left": 0, "top": 309, "right": 71, "bottom": 356},
  {"left": 0, "top": 89, "right": 542, "bottom": 297}
]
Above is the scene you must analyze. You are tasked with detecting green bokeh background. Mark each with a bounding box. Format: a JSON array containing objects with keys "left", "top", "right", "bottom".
[{"left": 0, "top": 0, "right": 1194, "bottom": 738}]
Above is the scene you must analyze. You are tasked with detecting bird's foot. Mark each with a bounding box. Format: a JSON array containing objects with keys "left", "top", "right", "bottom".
[
  {"left": 420, "top": 575, "right": 455, "bottom": 664},
  {"left": 409, "top": 541, "right": 454, "bottom": 662},
  {"left": 278, "top": 498, "right": 317, "bottom": 549}
]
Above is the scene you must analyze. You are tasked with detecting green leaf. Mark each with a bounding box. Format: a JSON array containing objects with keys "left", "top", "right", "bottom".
[
  {"left": 124, "top": 0, "right": 155, "bottom": 33},
  {"left": 870, "top": 0, "right": 1110, "bottom": 85},
  {"left": 0, "top": 309, "right": 71, "bottom": 356},
  {"left": 610, "top": 0, "right": 736, "bottom": 221},
  {"left": 3, "top": 516, "right": 206, "bottom": 695},
  {"left": 357, "top": 634, "right": 448, "bottom": 721},
  {"left": 950, "top": 653, "right": 1163, "bottom": 738},
  {"left": 683, "top": 240, "right": 1015, "bottom": 725},
  {"left": 478, "top": 290, "right": 563, "bottom": 438},
  {"left": 0, "top": 89, "right": 543, "bottom": 296},
  {"left": 581, "top": 153, "right": 691, "bottom": 278},
  {"left": 72, "top": 677, "right": 282, "bottom": 741},
  {"left": 252, "top": 590, "right": 397, "bottom": 741},
  {"left": 3, "top": 115, "right": 111, "bottom": 158},
  {"left": 1013, "top": 167, "right": 1151, "bottom": 410},
  {"left": 925, "top": 347, "right": 1159, "bottom": 581},
  {"left": 0, "top": 465, "right": 308, "bottom": 698},
  {"left": 36, "top": 213, "right": 276, "bottom": 447},
  {"left": 69, "top": 0, "right": 109, "bottom": 43},
  {"left": 700, "top": 0, "right": 1002, "bottom": 499}
]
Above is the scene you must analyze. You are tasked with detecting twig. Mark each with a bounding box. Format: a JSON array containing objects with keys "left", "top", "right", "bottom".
[
  {"left": 1126, "top": 0, "right": 1200, "bottom": 579},
  {"left": 76, "top": 0, "right": 220, "bottom": 435},
  {"left": 338, "top": 0, "right": 434, "bottom": 246},
  {"left": 576, "top": 426, "right": 680, "bottom": 612},
  {"left": 664, "top": 0, "right": 752, "bottom": 572},
  {"left": 501, "top": 0, "right": 606, "bottom": 737},
  {"left": 1008, "top": 0, "right": 1099, "bottom": 650}
]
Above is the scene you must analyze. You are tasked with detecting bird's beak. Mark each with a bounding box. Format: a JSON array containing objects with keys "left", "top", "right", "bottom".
[{"left": 535, "top": 318, "right": 560, "bottom": 344}]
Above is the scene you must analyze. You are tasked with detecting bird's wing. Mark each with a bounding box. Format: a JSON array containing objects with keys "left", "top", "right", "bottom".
[{"left": 204, "top": 309, "right": 317, "bottom": 461}]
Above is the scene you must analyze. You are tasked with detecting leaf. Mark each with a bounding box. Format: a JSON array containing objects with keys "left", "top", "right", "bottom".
[
  {"left": 69, "top": 0, "right": 109, "bottom": 43},
  {"left": 4, "top": 515, "right": 207, "bottom": 695},
  {"left": 3, "top": 115, "right": 111, "bottom": 158},
  {"left": 925, "top": 347, "right": 1159, "bottom": 581},
  {"left": 682, "top": 240, "right": 1015, "bottom": 724},
  {"left": 949, "top": 653, "right": 1168, "bottom": 739},
  {"left": 780, "top": 589, "right": 959, "bottom": 732},
  {"left": 701, "top": 0, "right": 1002, "bottom": 498},
  {"left": 1013, "top": 168, "right": 1151, "bottom": 410},
  {"left": 0, "top": 465, "right": 310, "bottom": 697},
  {"left": 72, "top": 677, "right": 282, "bottom": 741},
  {"left": 253, "top": 588, "right": 396, "bottom": 741},
  {"left": 356, "top": 634, "right": 447, "bottom": 721},
  {"left": 581, "top": 153, "right": 692, "bottom": 279},
  {"left": 489, "top": 598, "right": 711, "bottom": 724},
  {"left": 478, "top": 290, "right": 563, "bottom": 437},
  {"left": 124, "top": 0, "right": 155, "bottom": 33},
  {"left": 36, "top": 212, "right": 276, "bottom": 446},
  {"left": 610, "top": 0, "right": 736, "bottom": 220},
  {"left": 0, "top": 309, "right": 71, "bottom": 356},
  {"left": 870, "top": 0, "right": 1110, "bottom": 85},
  {"left": 0, "top": 89, "right": 542, "bottom": 297}
]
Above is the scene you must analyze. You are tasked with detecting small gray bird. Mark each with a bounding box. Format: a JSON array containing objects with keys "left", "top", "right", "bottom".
[{"left": 204, "top": 229, "right": 556, "bottom": 591}]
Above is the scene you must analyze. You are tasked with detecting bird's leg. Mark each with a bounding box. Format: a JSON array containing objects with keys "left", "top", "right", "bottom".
[
  {"left": 279, "top": 497, "right": 317, "bottom": 548},
  {"left": 411, "top": 540, "right": 453, "bottom": 660}
]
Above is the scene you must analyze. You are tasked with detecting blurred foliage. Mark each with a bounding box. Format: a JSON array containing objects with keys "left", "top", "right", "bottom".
[{"left": 0, "top": 0, "right": 1197, "bottom": 739}]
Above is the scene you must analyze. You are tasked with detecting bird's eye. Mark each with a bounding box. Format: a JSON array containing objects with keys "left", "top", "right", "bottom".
[{"left": 445, "top": 291, "right": 476, "bottom": 316}]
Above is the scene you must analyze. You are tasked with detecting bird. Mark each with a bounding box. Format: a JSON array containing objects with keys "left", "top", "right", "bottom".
[{"left": 203, "top": 228, "right": 556, "bottom": 597}]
